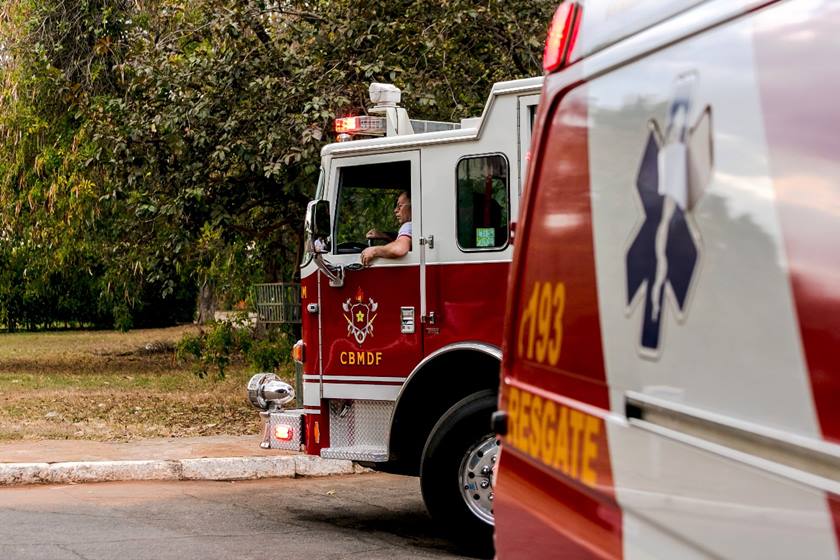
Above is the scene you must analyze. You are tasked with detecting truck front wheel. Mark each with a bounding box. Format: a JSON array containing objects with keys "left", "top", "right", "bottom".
[{"left": 420, "top": 390, "right": 498, "bottom": 554}]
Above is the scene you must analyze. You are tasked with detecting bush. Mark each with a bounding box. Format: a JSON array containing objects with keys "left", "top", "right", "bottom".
[
  {"left": 247, "top": 331, "right": 292, "bottom": 372},
  {"left": 176, "top": 320, "right": 291, "bottom": 379}
]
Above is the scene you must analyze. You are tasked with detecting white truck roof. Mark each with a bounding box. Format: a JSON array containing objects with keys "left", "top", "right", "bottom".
[{"left": 321, "top": 76, "right": 543, "bottom": 157}]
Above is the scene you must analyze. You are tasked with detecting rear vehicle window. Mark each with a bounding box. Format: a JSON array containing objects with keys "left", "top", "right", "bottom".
[
  {"left": 334, "top": 160, "right": 411, "bottom": 254},
  {"left": 456, "top": 154, "right": 510, "bottom": 251}
]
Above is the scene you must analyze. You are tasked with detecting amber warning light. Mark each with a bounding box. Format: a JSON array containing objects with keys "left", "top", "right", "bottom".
[
  {"left": 543, "top": 2, "right": 582, "bottom": 73},
  {"left": 334, "top": 115, "right": 387, "bottom": 136},
  {"left": 292, "top": 340, "right": 305, "bottom": 364}
]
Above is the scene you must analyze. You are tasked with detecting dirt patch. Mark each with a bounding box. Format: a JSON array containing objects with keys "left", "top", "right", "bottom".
[
  {"left": 0, "top": 386, "right": 260, "bottom": 440},
  {"left": 0, "top": 327, "right": 292, "bottom": 441}
]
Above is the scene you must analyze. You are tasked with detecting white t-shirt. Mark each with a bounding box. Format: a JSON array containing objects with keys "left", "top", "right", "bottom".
[{"left": 398, "top": 221, "right": 412, "bottom": 239}]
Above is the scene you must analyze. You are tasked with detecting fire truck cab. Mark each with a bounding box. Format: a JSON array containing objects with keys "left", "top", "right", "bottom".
[
  {"left": 250, "top": 76, "right": 542, "bottom": 547},
  {"left": 494, "top": 1, "right": 840, "bottom": 559}
]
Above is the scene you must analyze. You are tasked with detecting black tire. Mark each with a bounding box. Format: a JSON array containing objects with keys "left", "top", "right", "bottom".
[{"left": 420, "top": 389, "right": 498, "bottom": 556}]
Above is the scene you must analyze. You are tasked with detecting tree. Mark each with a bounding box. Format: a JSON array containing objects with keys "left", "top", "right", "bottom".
[
  {"left": 0, "top": 0, "right": 147, "bottom": 329},
  {"left": 0, "top": 0, "right": 554, "bottom": 329}
]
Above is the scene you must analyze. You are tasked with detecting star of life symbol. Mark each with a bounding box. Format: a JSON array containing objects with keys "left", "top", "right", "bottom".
[
  {"left": 626, "top": 73, "right": 713, "bottom": 356},
  {"left": 343, "top": 287, "right": 378, "bottom": 346}
]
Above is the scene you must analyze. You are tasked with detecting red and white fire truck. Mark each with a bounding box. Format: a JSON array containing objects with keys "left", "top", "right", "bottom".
[
  {"left": 494, "top": 1, "right": 840, "bottom": 558},
  {"left": 248, "top": 77, "right": 542, "bottom": 546}
]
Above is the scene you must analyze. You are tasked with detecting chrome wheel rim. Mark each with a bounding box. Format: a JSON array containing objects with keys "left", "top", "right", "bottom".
[{"left": 458, "top": 434, "right": 498, "bottom": 526}]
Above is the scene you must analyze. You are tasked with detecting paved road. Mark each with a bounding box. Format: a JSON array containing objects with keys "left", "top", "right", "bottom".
[{"left": 0, "top": 473, "right": 483, "bottom": 560}]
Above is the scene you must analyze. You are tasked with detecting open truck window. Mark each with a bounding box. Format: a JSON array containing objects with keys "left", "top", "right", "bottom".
[{"left": 334, "top": 160, "right": 411, "bottom": 254}]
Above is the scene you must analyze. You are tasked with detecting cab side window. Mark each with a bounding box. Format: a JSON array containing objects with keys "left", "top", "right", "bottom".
[
  {"left": 334, "top": 160, "right": 411, "bottom": 254},
  {"left": 456, "top": 154, "right": 510, "bottom": 251}
]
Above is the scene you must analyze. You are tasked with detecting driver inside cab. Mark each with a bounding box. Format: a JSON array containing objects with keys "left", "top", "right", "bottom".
[{"left": 360, "top": 191, "right": 411, "bottom": 266}]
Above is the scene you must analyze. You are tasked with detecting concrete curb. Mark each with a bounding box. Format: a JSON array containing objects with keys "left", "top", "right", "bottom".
[{"left": 0, "top": 456, "right": 370, "bottom": 487}]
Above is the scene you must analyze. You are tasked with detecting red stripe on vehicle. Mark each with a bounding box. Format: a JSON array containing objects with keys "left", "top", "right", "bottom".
[
  {"left": 506, "top": 81, "right": 609, "bottom": 409},
  {"left": 754, "top": 7, "right": 840, "bottom": 552},
  {"left": 498, "top": 75, "right": 622, "bottom": 558},
  {"left": 753, "top": 2, "right": 840, "bottom": 445}
]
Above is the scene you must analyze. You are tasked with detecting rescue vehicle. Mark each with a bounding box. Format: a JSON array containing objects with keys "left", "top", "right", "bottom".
[
  {"left": 493, "top": 1, "right": 840, "bottom": 558},
  {"left": 247, "top": 77, "right": 542, "bottom": 547}
]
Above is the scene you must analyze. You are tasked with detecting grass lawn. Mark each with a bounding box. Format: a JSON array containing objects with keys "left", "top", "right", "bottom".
[{"left": 0, "top": 326, "right": 293, "bottom": 441}]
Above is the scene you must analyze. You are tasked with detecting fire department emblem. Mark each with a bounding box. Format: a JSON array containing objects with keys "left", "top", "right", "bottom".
[
  {"left": 626, "top": 73, "right": 713, "bottom": 356},
  {"left": 343, "top": 287, "right": 378, "bottom": 346}
]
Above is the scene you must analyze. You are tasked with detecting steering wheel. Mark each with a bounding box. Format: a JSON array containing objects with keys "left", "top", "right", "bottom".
[{"left": 335, "top": 241, "right": 368, "bottom": 253}]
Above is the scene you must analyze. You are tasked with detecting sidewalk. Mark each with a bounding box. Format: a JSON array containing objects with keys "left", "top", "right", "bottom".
[{"left": 0, "top": 435, "right": 366, "bottom": 486}]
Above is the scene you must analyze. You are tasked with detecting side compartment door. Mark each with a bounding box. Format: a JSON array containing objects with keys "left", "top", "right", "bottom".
[{"left": 318, "top": 150, "right": 422, "bottom": 400}]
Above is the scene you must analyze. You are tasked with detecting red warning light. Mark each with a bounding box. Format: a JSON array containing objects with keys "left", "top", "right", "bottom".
[
  {"left": 543, "top": 3, "right": 582, "bottom": 73},
  {"left": 333, "top": 115, "right": 387, "bottom": 137},
  {"left": 334, "top": 116, "right": 360, "bottom": 133}
]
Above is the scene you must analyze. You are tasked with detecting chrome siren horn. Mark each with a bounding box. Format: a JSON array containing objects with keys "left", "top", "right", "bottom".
[{"left": 247, "top": 373, "right": 295, "bottom": 411}]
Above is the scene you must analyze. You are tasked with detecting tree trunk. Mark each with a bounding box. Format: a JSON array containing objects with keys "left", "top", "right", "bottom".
[{"left": 196, "top": 280, "right": 217, "bottom": 324}]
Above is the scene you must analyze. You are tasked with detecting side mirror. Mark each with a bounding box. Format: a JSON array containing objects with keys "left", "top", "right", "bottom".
[{"left": 305, "top": 200, "right": 331, "bottom": 254}]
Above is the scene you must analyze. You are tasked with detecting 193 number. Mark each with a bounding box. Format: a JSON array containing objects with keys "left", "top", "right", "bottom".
[{"left": 517, "top": 281, "right": 566, "bottom": 365}]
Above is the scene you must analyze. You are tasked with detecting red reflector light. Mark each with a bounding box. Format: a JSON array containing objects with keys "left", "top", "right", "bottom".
[
  {"left": 543, "top": 3, "right": 581, "bottom": 73},
  {"left": 274, "top": 425, "right": 294, "bottom": 441}
]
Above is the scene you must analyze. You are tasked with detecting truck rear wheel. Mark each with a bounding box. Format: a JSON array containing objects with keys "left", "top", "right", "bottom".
[{"left": 420, "top": 390, "right": 498, "bottom": 555}]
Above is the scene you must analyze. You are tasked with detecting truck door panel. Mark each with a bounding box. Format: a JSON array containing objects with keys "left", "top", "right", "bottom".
[{"left": 319, "top": 151, "right": 423, "bottom": 390}]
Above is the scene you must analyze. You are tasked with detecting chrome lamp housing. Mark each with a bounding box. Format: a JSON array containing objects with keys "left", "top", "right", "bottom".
[{"left": 247, "top": 373, "right": 295, "bottom": 412}]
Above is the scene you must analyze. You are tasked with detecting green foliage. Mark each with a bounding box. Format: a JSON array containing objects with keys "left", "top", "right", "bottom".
[
  {"left": 335, "top": 186, "right": 403, "bottom": 247},
  {"left": 176, "top": 321, "right": 242, "bottom": 379},
  {"left": 247, "top": 329, "right": 292, "bottom": 372},
  {"left": 0, "top": 0, "right": 553, "bottom": 329},
  {"left": 0, "top": 0, "right": 196, "bottom": 329},
  {"left": 176, "top": 318, "right": 291, "bottom": 378}
]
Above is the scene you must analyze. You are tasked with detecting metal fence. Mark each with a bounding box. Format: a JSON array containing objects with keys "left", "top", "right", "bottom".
[{"left": 252, "top": 283, "right": 301, "bottom": 325}]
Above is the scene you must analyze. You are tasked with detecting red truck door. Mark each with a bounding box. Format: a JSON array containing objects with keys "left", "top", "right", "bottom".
[{"left": 317, "top": 151, "right": 423, "bottom": 402}]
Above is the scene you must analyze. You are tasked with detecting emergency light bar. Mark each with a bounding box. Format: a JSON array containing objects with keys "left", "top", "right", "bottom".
[
  {"left": 334, "top": 115, "right": 387, "bottom": 135},
  {"left": 334, "top": 83, "right": 460, "bottom": 141}
]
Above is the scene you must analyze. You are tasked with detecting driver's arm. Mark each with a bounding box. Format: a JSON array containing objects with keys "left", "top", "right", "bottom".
[
  {"left": 360, "top": 236, "right": 410, "bottom": 266},
  {"left": 366, "top": 228, "right": 396, "bottom": 241}
]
